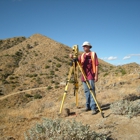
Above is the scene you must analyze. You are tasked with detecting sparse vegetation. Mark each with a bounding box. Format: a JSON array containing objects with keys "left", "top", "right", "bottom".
[
  {"left": 55, "top": 82, "right": 59, "bottom": 85},
  {"left": 123, "top": 93, "right": 140, "bottom": 101},
  {"left": 55, "top": 68, "right": 59, "bottom": 71},
  {"left": 26, "top": 74, "right": 38, "bottom": 78},
  {"left": 64, "top": 55, "right": 68, "bottom": 58},
  {"left": 0, "top": 34, "right": 140, "bottom": 140},
  {"left": 51, "top": 80, "right": 55, "bottom": 83},
  {"left": 55, "top": 85, "right": 59, "bottom": 88},
  {"left": 54, "top": 56, "right": 61, "bottom": 62},
  {"left": 103, "top": 73, "right": 108, "bottom": 77},
  {"left": 35, "top": 53, "right": 38, "bottom": 56},
  {"left": 50, "top": 70, "right": 55, "bottom": 75},
  {"left": 120, "top": 68, "right": 126, "bottom": 75},
  {"left": 48, "top": 60, "right": 52, "bottom": 62},
  {"left": 0, "top": 37, "right": 26, "bottom": 51},
  {"left": 25, "top": 94, "right": 33, "bottom": 98},
  {"left": 56, "top": 63, "right": 61, "bottom": 68},
  {"left": 110, "top": 99, "right": 140, "bottom": 118},
  {"left": 24, "top": 118, "right": 108, "bottom": 140},
  {"left": 34, "top": 41, "right": 38, "bottom": 46},
  {"left": 45, "top": 65, "right": 50, "bottom": 69},
  {"left": 34, "top": 93, "right": 42, "bottom": 99},
  {"left": 47, "top": 86, "right": 52, "bottom": 90},
  {"left": 9, "top": 76, "right": 15, "bottom": 80},
  {"left": 12, "top": 50, "right": 23, "bottom": 66}
]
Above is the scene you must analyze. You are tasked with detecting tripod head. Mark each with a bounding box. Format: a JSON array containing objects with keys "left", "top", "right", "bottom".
[{"left": 72, "top": 45, "right": 79, "bottom": 59}]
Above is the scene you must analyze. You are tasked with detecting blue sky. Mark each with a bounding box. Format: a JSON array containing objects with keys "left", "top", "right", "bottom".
[{"left": 0, "top": 0, "right": 140, "bottom": 65}]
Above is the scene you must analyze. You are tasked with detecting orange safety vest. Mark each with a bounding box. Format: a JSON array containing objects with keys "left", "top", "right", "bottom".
[{"left": 80, "top": 52, "right": 96, "bottom": 73}]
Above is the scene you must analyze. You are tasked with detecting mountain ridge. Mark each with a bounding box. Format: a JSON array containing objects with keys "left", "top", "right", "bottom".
[{"left": 0, "top": 33, "right": 140, "bottom": 140}]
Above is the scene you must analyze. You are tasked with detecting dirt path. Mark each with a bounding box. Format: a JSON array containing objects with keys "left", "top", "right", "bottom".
[{"left": 0, "top": 87, "right": 47, "bottom": 100}]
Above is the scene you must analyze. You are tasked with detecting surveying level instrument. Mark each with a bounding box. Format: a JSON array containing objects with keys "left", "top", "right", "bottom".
[{"left": 59, "top": 45, "right": 104, "bottom": 118}]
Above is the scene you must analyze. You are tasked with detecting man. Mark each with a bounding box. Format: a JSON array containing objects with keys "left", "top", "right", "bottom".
[
  {"left": 70, "top": 41, "right": 99, "bottom": 115},
  {"left": 79, "top": 41, "right": 99, "bottom": 115}
]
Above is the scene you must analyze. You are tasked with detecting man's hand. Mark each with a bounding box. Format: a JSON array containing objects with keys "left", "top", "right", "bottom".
[
  {"left": 69, "top": 54, "right": 73, "bottom": 59},
  {"left": 94, "top": 75, "right": 98, "bottom": 82}
]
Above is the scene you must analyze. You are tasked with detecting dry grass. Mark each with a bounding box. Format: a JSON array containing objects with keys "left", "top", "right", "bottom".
[{"left": 0, "top": 34, "right": 140, "bottom": 140}]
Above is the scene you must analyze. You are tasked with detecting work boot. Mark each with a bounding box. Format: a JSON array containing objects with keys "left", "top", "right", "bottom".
[
  {"left": 92, "top": 110, "right": 97, "bottom": 115},
  {"left": 82, "top": 108, "right": 91, "bottom": 112}
]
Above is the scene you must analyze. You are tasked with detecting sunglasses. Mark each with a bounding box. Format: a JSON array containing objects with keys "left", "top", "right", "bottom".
[{"left": 83, "top": 45, "right": 90, "bottom": 47}]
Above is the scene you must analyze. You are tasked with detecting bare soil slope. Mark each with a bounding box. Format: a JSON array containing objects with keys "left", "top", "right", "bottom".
[{"left": 0, "top": 34, "right": 140, "bottom": 140}]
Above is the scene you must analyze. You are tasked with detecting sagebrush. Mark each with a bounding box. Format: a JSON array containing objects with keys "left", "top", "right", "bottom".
[
  {"left": 24, "top": 118, "right": 108, "bottom": 140},
  {"left": 110, "top": 99, "right": 140, "bottom": 118}
]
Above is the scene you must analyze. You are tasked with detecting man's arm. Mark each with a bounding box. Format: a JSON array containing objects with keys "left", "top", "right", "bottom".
[
  {"left": 94, "top": 53, "right": 99, "bottom": 82},
  {"left": 94, "top": 65, "right": 98, "bottom": 82}
]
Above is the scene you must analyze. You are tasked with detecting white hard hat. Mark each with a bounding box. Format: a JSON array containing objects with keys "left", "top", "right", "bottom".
[{"left": 82, "top": 41, "right": 92, "bottom": 48}]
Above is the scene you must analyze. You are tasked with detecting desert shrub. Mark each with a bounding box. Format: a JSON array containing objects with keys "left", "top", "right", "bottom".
[
  {"left": 24, "top": 118, "right": 108, "bottom": 140},
  {"left": 64, "top": 55, "right": 68, "bottom": 58},
  {"left": 67, "top": 61, "right": 72, "bottom": 66},
  {"left": 0, "top": 40, "right": 3, "bottom": 44},
  {"left": 2, "top": 79, "right": 9, "bottom": 84},
  {"left": 45, "top": 65, "right": 50, "bottom": 69},
  {"left": 48, "top": 60, "right": 52, "bottom": 62},
  {"left": 26, "top": 74, "right": 33, "bottom": 78},
  {"left": 35, "top": 53, "right": 38, "bottom": 56},
  {"left": 69, "top": 79, "right": 75, "bottom": 83},
  {"left": 26, "top": 44, "right": 33, "bottom": 49},
  {"left": 36, "top": 77, "right": 43, "bottom": 84},
  {"left": 47, "top": 86, "right": 52, "bottom": 90},
  {"left": 120, "top": 68, "right": 126, "bottom": 75},
  {"left": 53, "top": 56, "right": 57, "bottom": 59},
  {"left": 55, "top": 85, "right": 59, "bottom": 88},
  {"left": 9, "top": 76, "right": 15, "bottom": 80},
  {"left": 103, "top": 73, "right": 108, "bottom": 77},
  {"left": 46, "top": 76, "right": 51, "bottom": 79},
  {"left": 33, "top": 74, "right": 38, "bottom": 77},
  {"left": 0, "top": 89, "right": 4, "bottom": 95},
  {"left": 55, "top": 82, "right": 59, "bottom": 85},
  {"left": 123, "top": 94, "right": 140, "bottom": 101},
  {"left": 49, "top": 76, "right": 53, "bottom": 78},
  {"left": 55, "top": 68, "right": 59, "bottom": 71},
  {"left": 34, "top": 93, "right": 42, "bottom": 99},
  {"left": 56, "top": 63, "right": 61, "bottom": 68},
  {"left": 34, "top": 41, "right": 38, "bottom": 46},
  {"left": 110, "top": 99, "right": 140, "bottom": 118},
  {"left": 26, "top": 74, "right": 38, "bottom": 78},
  {"left": 50, "top": 70, "right": 55, "bottom": 75},
  {"left": 50, "top": 81, "right": 54, "bottom": 84},
  {"left": 53, "top": 56, "right": 61, "bottom": 61},
  {"left": 110, "top": 66, "right": 113, "bottom": 69},
  {"left": 25, "top": 94, "right": 33, "bottom": 98},
  {"left": 13, "top": 50, "right": 23, "bottom": 66}
]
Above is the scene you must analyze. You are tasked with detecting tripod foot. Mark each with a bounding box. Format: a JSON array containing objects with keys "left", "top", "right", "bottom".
[
  {"left": 58, "top": 113, "right": 61, "bottom": 116},
  {"left": 101, "top": 112, "right": 104, "bottom": 118}
]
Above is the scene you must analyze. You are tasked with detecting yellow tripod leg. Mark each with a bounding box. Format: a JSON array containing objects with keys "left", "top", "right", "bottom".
[
  {"left": 77, "top": 61, "right": 104, "bottom": 118},
  {"left": 75, "top": 83, "right": 78, "bottom": 107},
  {"left": 59, "top": 66, "right": 73, "bottom": 114},
  {"left": 59, "top": 91, "right": 67, "bottom": 114},
  {"left": 73, "top": 61, "right": 79, "bottom": 107}
]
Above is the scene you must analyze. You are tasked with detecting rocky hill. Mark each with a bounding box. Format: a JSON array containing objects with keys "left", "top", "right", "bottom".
[
  {"left": 0, "top": 34, "right": 140, "bottom": 140},
  {"left": 0, "top": 34, "right": 116, "bottom": 95}
]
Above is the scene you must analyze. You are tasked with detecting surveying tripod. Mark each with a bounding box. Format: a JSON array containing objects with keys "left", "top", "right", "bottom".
[{"left": 59, "top": 45, "right": 104, "bottom": 118}]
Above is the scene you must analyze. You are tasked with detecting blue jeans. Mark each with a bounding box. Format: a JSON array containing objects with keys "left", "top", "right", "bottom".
[{"left": 83, "top": 80, "right": 96, "bottom": 110}]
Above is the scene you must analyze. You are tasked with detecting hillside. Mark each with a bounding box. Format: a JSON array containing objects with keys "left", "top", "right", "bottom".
[
  {"left": 0, "top": 34, "right": 115, "bottom": 96},
  {"left": 0, "top": 34, "right": 140, "bottom": 140}
]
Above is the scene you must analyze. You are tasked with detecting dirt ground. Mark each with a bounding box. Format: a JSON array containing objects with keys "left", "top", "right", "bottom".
[{"left": 0, "top": 82, "right": 140, "bottom": 140}]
